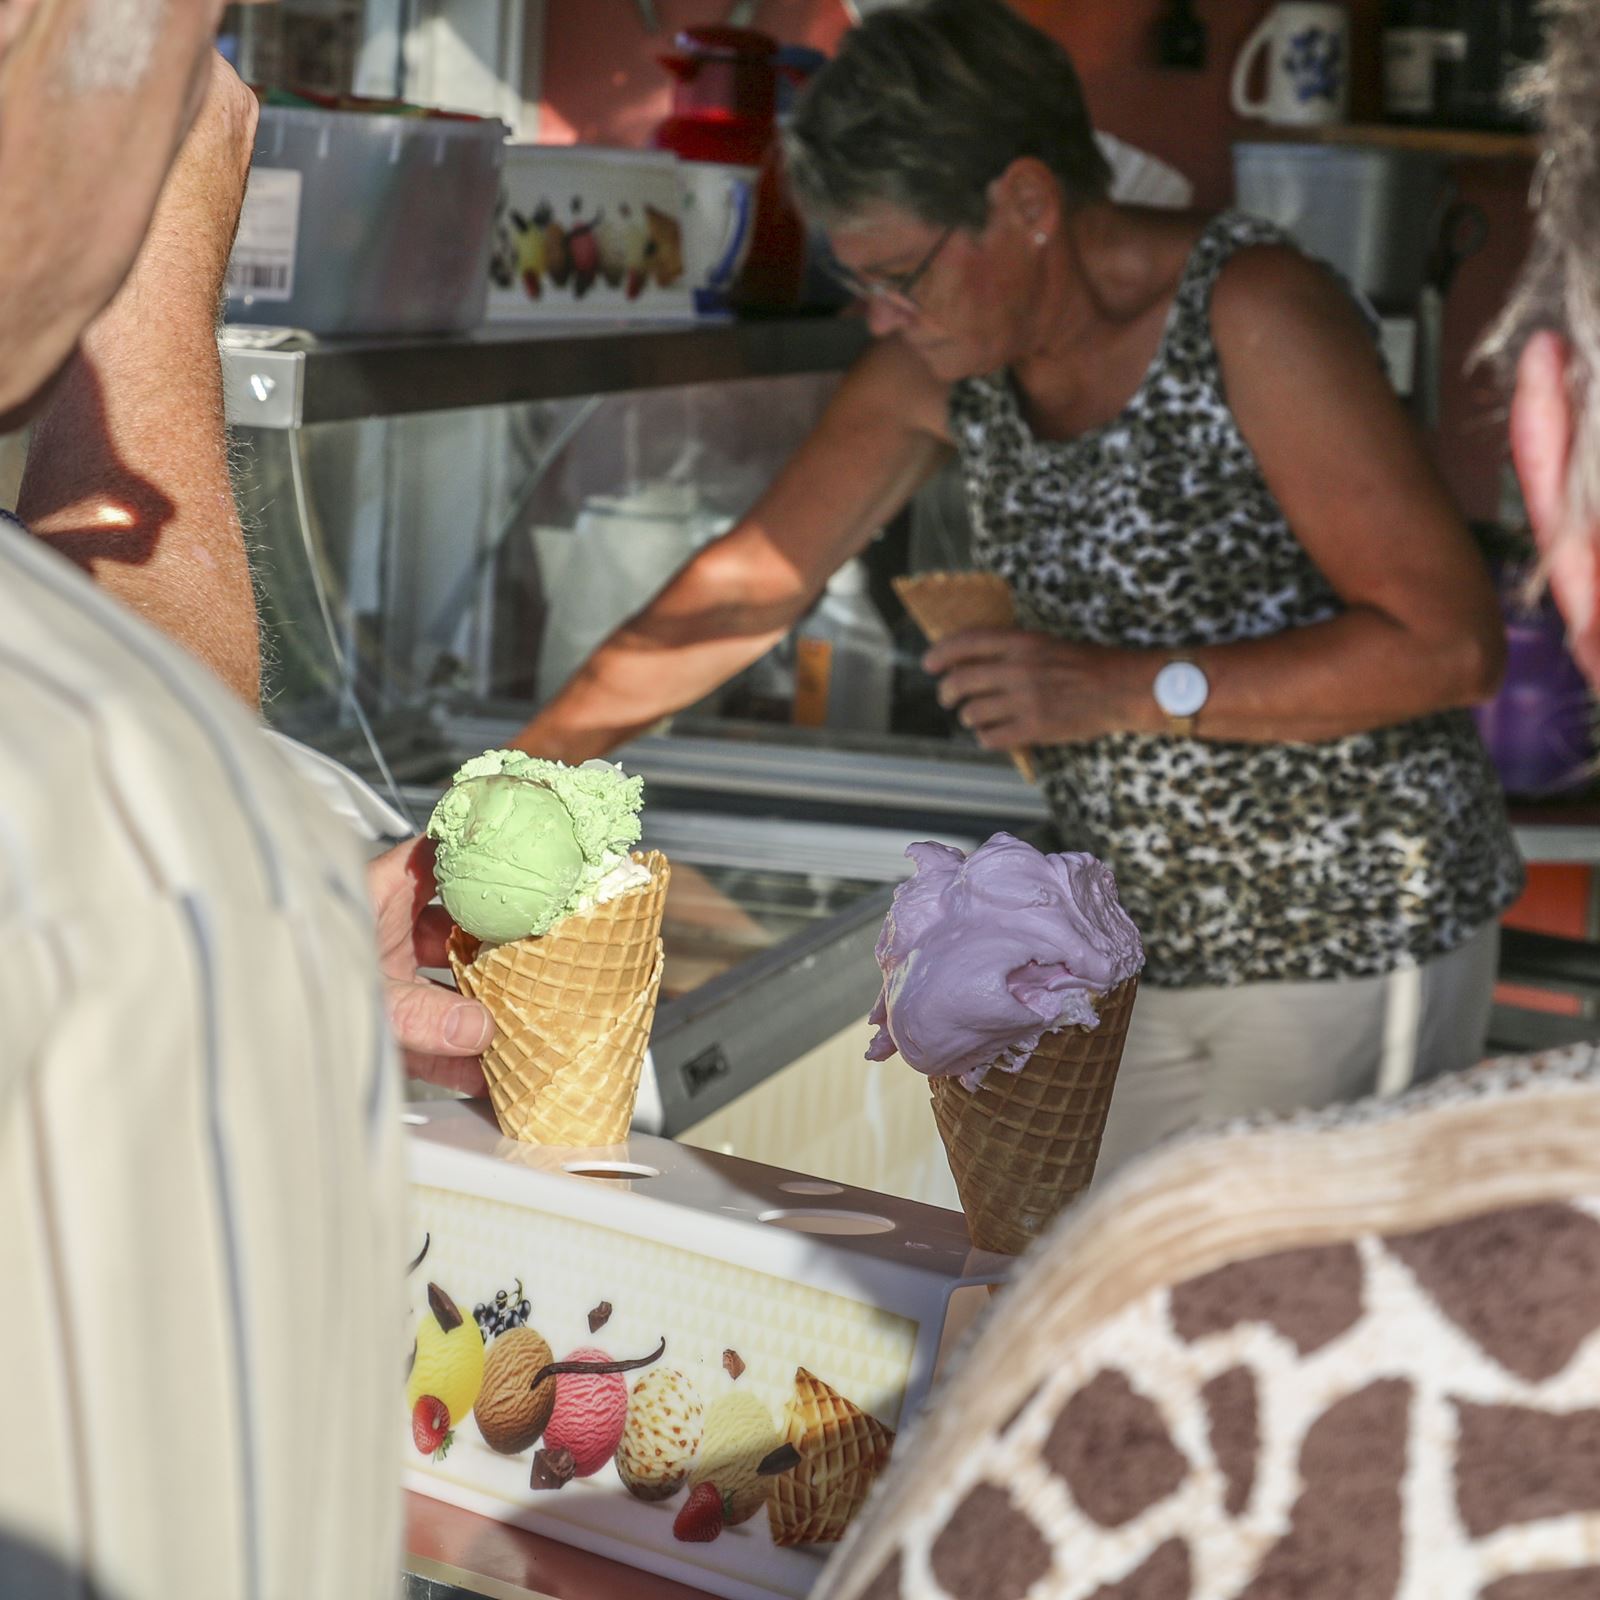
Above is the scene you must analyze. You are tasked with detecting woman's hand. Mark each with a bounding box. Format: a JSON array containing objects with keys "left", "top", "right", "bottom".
[
  {"left": 925, "top": 629, "right": 1148, "bottom": 749},
  {"left": 368, "top": 837, "right": 493, "bottom": 1096}
]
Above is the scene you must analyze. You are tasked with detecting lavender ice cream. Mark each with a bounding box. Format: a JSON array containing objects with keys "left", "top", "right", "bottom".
[{"left": 867, "top": 832, "right": 1144, "bottom": 1090}]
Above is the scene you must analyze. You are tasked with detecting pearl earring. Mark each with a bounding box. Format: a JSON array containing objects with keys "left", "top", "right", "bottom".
[{"left": 1033, "top": 231, "right": 1047, "bottom": 246}]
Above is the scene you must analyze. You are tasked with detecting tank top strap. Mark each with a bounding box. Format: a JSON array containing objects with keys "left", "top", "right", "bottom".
[{"left": 1170, "top": 209, "right": 1297, "bottom": 318}]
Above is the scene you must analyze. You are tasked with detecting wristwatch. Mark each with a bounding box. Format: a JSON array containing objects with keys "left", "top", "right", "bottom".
[{"left": 1152, "top": 657, "right": 1209, "bottom": 735}]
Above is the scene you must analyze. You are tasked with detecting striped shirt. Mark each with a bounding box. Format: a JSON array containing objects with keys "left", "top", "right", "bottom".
[{"left": 0, "top": 513, "right": 405, "bottom": 1599}]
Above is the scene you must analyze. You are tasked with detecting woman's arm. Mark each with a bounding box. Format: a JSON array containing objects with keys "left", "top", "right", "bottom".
[
  {"left": 512, "top": 335, "right": 952, "bottom": 762},
  {"left": 933, "top": 245, "right": 1505, "bottom": 749}
]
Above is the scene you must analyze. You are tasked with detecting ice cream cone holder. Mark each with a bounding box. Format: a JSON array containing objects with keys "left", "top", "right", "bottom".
[{"left": 403, "top": 1098, "right": 1010, "bottom": 1600}]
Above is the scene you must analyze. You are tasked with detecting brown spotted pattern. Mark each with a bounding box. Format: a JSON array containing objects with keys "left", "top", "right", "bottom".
[
  {"left": 1043, "top": 1369, "right": 1189, "bottom": 1529},
  {"left": 929, "top": 1483, "right": 1051, "bottom": 1600},
  {"left": 1479, "top": 1573, "right": 1600, "bottom": 1600},
  {"left": 1201, "top": 1367, "right": 1258, "bottom": 1518},
  {"left": 818, "top": 1063, "right": 1600, "bottom": 1600},
  {"left": 1385, "top": 1203, "right": 1600, "bottom": 1383},
  {"left": 1087, "top": 1540, "right": 1192, "bottom": 1599},
  {"left": 1169, "top": 1242, "right": 1364, "bottom": 1355},
  {"left": 1237, "top": 1380, "right": 1409, "bottom": 1600},
  {"left": 1454, "top": 1399, "right": 1600, "bottom": 1538}
]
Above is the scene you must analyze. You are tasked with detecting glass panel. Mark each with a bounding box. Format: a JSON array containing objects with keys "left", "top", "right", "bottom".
[{"left": 659, "top": 861, "right": 880, "bottom": 1001}]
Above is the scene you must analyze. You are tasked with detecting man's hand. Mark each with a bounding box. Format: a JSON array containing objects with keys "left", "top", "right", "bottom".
[
  {"left": 926, "top": 629, "right": 1150, "bottom": 748},
  {"left": 369, "top": 838, "right": 493, "bottom": 1095}
]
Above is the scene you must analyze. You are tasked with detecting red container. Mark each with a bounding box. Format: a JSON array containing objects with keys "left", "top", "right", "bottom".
[
  {"left": 655, "top": 25, "right": 777, "bottom": 164},
  {"left": 653, "top": 26, "right": 803, "bottom": 311}
]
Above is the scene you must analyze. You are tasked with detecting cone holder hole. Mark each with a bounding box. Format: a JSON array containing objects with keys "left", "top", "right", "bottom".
[
  {"left": 778, "top": 1179, "right": 845, "bottom": 1196},
  {"left": 563, "top": 1161, "right": 662, "bottom": 1180},
  {"left": 758, "top": 1208, "right": 896, "bottom": 1236}
]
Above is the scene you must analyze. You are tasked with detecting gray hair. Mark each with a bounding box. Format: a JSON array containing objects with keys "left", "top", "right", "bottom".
[
  {"left": 1479, "top": 0, "right": 1600, "bottom": 527},
  {"left": 783, "top": 0, "right": 1112, "bottom": 233}
]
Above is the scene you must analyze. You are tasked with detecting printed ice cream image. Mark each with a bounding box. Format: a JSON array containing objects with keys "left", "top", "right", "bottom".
[
  {"left": 407, "top": 1284, "right": 486, "bottom": 1461},
  {"left": 868, "top": 831, "right": 1144, "bottom": 1252},
  {"left": 690, "top": 1390, "right": 785, "bottom": 1527},
  {"left": 767, "top": 1368, "right": 894, "bottom": 1548},
  {"left": 430, "top": 750, "right": 670, "bottom": 1145},
  {"left": 616, "top": 1366, "right": 705, "bottom": 1502}
]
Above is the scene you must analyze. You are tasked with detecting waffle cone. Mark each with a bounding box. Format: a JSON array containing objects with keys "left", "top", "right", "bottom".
[
  {"left": 767, "top": 1368, "right": 896, "bottom": 1548},
  {"left": 931, "top": 977, "right": 1139, "bottom": 1254},
  {"left": 893, "top": 571, "right": 1037, "bottom": 785},
  {"left": 447, "top": 852, "right": 670, "bottom": 1146}
]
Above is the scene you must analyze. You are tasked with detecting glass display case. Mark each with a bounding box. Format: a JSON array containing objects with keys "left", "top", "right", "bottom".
[{"left": 225, "top": 318, "right": 1044, "bottom": 1162}]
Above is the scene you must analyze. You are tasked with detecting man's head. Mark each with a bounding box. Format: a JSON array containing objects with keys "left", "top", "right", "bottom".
[
  {"left": 0, "top": 0, "right": 226, "bottom": 417},
  {"left": 1486, "top": 1, "right": 1600, "bottom": 684}
]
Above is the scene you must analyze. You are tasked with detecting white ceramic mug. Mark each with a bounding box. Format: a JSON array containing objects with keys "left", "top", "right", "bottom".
[
  {"left": 1231, "top": 2, "right": 1350, "bottom": 126},
  {"left": 678, "top": 160, "right": 759, "bottom": 316}
]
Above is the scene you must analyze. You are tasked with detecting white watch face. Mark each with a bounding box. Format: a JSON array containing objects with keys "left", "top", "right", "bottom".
[{"left": 1154, "top": 660, "right": 1208, "bottom": 719}]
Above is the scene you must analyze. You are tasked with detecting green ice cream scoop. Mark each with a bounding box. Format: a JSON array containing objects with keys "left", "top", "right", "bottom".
[{"left": 427, "top": 750, "right": 645, "bottom": 942}]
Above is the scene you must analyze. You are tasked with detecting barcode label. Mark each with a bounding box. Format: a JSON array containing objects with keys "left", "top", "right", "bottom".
[
  {"left": 226, "top": 168, "right": 300, "bottom": 305},
  {"left": 227, "top": 259, "right": 293, "bottom": 295}
]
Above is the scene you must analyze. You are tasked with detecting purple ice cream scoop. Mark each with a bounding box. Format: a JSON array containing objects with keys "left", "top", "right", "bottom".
[{"left": 867, "top": 832, "right": 1144, "bottom": 1089}]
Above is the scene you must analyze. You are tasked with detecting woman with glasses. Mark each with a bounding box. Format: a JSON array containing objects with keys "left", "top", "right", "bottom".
[{"left": 513, "top": 0, "right": 1521, "bottom": 1172}]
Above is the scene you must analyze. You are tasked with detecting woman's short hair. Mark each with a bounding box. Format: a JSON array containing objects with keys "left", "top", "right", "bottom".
[
  {"left": 1480, "top": 0, "right": 1600, "bottom": 524},
  {"left": 784, "top": 0, "right": 1112, "bottom": 233}
]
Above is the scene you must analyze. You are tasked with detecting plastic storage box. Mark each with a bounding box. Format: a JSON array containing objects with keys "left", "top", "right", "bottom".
[
  {"left": 402, "top": 1100, "right": 1005, "bottom": 1600},
  {"left": 487, "top": 145, "right": 694, "bottom": 322},
  {"left": 226, "top": 105, "right": 506, "bottom": 336}
]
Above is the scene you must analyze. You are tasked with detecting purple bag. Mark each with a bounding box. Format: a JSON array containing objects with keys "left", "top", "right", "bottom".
[{"left": 1474, "top": 569, "right": 1596, "bottom": 797}]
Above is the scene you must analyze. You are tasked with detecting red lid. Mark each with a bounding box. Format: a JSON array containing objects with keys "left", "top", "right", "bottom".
[{"left": 673, "top": 25, "right": 779, "bottom": 60}]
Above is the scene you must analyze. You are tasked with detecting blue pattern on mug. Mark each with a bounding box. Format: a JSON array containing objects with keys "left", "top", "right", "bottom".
[{"left": 1285, "top": 26, "right": 1344, "bottom": 103}]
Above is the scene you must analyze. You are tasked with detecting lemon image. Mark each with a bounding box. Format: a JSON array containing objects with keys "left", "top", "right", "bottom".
[{"left": 407, "top": 1284, "right": 485, "bottom": 1427}]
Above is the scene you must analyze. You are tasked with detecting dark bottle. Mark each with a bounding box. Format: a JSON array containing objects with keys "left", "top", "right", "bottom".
[
  {"left": 1436, "top": 0, "right": 1543, "bottom": 129},
  {"left": 1383, "top": 0, "right": 1447, "bottom": 123}
]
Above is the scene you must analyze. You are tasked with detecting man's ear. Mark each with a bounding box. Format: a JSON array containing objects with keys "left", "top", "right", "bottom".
[
  {"left": 1511, "top": 330, "right": 1577, "bottom": 546},
  {"left": 1512, "top": 328, "right": 1600, "bottom": 676}
]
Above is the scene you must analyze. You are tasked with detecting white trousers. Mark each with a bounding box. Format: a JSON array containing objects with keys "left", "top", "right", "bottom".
[{"left": 1095, "top": 920, "right": 1501, "bottom": 1181}]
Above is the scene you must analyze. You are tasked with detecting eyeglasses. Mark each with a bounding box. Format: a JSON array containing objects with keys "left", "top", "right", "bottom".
[{"left": 828, "top": 226, "right": 956, "bottom": 313}]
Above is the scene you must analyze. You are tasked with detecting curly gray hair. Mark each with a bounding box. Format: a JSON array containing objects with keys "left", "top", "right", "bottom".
[
  {"left": 1480, "top": 0, "right": 1600, "bottom": 526},
  {"left": 783, "top": 0, "right": 1111, "bottom": 233}
]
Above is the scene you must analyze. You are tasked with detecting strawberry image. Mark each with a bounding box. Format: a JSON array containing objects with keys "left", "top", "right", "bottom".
[
  {"left": 566, "top": 215, "right": 601, "bottom": 299},
  {"left": 412, "top": 1394, "right": 452, "bottom": 1460},
  {"left": 672, "top": 1481, "right": 726, "bottom": 1544}
]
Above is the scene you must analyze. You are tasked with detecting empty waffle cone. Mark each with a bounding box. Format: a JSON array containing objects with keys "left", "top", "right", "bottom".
[
  {"left": 768, "top": 1367, "right": 896, "bottom": 1548},
  {"left": 931, "top": 976, "right": 1139, "bottom": 1255},
  {"left": 893, "top": 571, "right": 1037, "bottom": 785},
  {"left": 447, "top": 852, "right": 670, "bottom": 1146}
]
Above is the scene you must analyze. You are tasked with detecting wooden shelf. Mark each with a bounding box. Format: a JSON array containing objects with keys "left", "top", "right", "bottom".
[{"left": 1245, "top": 122, "right": 1538, "bottom": 160}]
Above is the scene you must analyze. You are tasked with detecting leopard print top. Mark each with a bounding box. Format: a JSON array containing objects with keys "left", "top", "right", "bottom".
[{"left": 951, "top": 211, "right": 1523, "bottom": 989}]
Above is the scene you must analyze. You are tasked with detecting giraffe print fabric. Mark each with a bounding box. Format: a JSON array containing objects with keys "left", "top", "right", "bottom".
[{"left": 815, "top": 1047, "right": 1600, "bottom": 1600}]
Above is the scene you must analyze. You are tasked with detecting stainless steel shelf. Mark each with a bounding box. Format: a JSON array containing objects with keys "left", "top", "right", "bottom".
[{"left": 222, "top": 315, "right": 870, "bottom": 429}]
